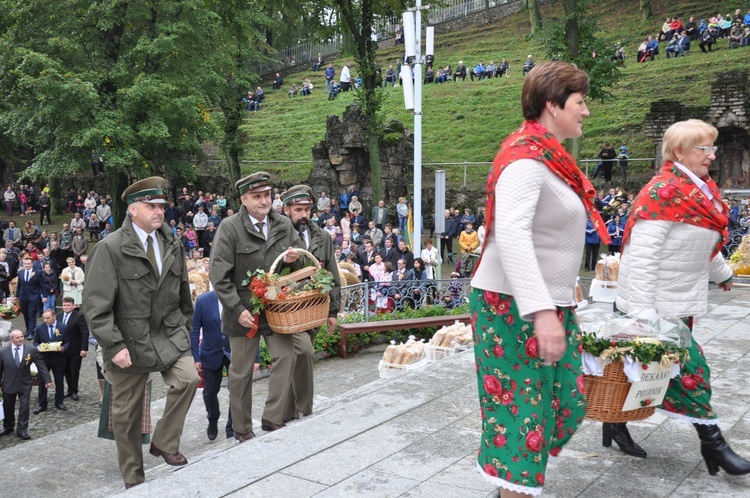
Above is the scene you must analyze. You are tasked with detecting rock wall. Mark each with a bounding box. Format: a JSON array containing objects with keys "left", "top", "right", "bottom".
[
  {"left": 645, "top": 70, "right": 750, "bottom": 188},
  {"left": 308, "top": 103, "right": 413, "bottom": 208}
]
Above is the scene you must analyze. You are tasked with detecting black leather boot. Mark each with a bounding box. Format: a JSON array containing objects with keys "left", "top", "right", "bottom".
[
  {"left": 602, "top": 422, "right": 647, "bottom": 458},
  {"left": 694, "top": 423, "right": 750, "bottom": 475}
]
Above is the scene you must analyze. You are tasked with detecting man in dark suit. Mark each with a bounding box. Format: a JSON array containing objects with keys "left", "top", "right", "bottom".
[
  {"left": 380, "top": 236, "right": 399, "bottom": 267},
  {"left": 191, "top": 290, "right": 233, "bottom": 441},
  {"left": 0, "top": 329, "right": 51, "bottom": 440},
  {"left": 17, "top": 256, "right": 41, "bottom": 339},
  {"left": 33, "top": 309, "right": 69, "bottom": 412},
  {"left": 358, "top": 239, "right": 378, "bottom": 281},
  {"left": 58, "top": 296, "right": 88, "bottom": 400},
  {"left": 391, "top": 259, "right": 415, "bottom": 310}
]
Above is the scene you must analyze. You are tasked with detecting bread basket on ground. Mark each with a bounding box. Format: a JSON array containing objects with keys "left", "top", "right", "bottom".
[{"left": 264, "top": 249, "right": 330, "bottom": 334}]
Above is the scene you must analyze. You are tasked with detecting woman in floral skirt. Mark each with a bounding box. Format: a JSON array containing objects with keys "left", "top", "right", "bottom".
[
  {"left": 471, "top": 61, "right": 610, "bottom": 497},
  {"left": 613, "top": 119, "right": 750, "bottom": 475}
]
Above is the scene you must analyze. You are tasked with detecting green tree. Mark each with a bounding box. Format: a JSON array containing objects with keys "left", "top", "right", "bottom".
[
  {"left": 542, "top": 0, "right": 622, "bottom": 157},
  {"left": 334, "top": 0, "right": 388, "bottom": 203},
  {"left": 0, "top": 0, "right": 227, "bottom": 226}
]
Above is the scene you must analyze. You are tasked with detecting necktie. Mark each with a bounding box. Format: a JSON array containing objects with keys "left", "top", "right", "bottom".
[
  {"left": 146, "top": 235, "right": 158, "bottom": 273},
  {"left": 49, "top": 325, "right": 54, "bottom": 339},
  {"left": 25, "top": 270, "right": 29, "bottom": 282},
  {"left": 298, "top": 231, "right": 307, "bottom": 249},
  {"left": 64, "top": 313, "right": 69, "bottom": 325},
  {"left": 15, "top": 346, "right": 21, "bottom": 365},
  {"left": 256, "top": 221, "right": 265, "bottom": 240},
  {"left": 9, "top": 228, "right": 13, "bottom": 239}
]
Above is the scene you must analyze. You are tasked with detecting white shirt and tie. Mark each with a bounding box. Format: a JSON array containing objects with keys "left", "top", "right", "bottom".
[
  {"left": 14, "top": 345, "right": 22, "bottom": 365},
  {"left": 248, "top": 215, "right": 269, "bottom": 239},
  {"left": 131, "top": 223, "right": 163, "bottom": 274}
]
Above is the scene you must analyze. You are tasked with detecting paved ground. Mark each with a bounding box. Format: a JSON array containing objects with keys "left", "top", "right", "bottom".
[{"left": 2, "top": 288, "right": 750, "bottom": 497}]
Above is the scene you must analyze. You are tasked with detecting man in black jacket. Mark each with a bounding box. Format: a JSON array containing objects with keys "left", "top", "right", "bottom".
[{"left": 58, "top": 297, "right": 88, "bottom": 401}]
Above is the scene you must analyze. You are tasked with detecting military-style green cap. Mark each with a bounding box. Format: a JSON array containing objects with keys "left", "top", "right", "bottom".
[
  {"left": 121, "top": 176, "right": 168, "bottom": 205},
  {"left": 236, "top": 171, "right": 271, "bottom": 195},
  {"left": 282, "top": 184, "right": 314, "bottom": 206}
]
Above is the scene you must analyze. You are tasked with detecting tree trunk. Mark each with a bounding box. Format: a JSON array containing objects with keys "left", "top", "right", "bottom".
[
  {"left": 562, "top": 0, "right": 579, "bottom": 58},
  {"left": 484, "top": 0, "right": 491, "bottom": 24},
  {"left": 50, "top": 178, "right": 61, "bottom": 216},
  {"left": 639, "top": 0, "right": 652, "bottom": 21},
  {"left": 110, "top": 171, "right": 130, "bottom": 229},
  {"left": 223, "top": 101, "right": 244, "bottom": 210},
  {"left": 526, "top": 0, "right": 542, "bottom": 35},
  {"left": 565, "top": 137, "right": 582, "bottom": 162}
]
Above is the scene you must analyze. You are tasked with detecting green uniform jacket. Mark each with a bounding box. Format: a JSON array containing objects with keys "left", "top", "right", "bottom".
[
  {"left": 301, "top": 222, "right": 342, "bottom": 316},
  {"left": 83, "top": 217, "right": 193, "bottom": 374},
  {"left": 209, "top": 206, "right": 298, "bottom": 337}
]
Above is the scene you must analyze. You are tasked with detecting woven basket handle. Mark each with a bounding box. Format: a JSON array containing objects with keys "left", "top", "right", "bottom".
[{"left": 268, "top": 248, "right": 321, "bottom": 276}]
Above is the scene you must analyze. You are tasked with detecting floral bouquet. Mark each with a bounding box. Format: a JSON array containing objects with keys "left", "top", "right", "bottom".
[{"left": 728, "top": 234, "right": 750, "bottom": 275}]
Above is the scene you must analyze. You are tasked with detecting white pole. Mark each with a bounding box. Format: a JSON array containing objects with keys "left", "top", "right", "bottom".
[{"left": 412, "top": 0, "right": 423, "bottom": 257}]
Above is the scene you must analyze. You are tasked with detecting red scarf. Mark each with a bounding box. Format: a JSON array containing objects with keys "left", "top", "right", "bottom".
[
  {"left": 622, "top": 161, "right": 728, "bottom": 259},
  {"left": 477, "top": 121, "right": 610, "bottom": 265}
]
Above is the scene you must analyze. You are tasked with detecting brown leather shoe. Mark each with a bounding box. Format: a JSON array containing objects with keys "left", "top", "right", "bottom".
[
  {"left": 149, "top": 443, "right": 188, "bottom": 466},
  {"left": 261, "top": 418, "right": 286, "bottom": 432},
  {"left": 124, "top": 483, "right": 142, "bottom": 490},
  {"left": 233, "top": 430, "right": 256, "bottom": 443}
]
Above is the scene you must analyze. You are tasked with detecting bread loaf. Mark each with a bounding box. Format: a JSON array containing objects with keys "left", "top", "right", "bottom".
[{"left": 595, "top": 259, "right": 606, "bottom": 280}]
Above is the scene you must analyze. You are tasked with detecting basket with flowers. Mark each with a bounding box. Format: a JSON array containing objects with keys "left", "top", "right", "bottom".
[
  {"left": 242, "top": 249, "right": 334, "bottom": 335},
  {"left": 0, "top": 299, "right": 19, "bottom": 319},
  {"left": 578, "top": 309, "right": 691, "bottom": 423}
]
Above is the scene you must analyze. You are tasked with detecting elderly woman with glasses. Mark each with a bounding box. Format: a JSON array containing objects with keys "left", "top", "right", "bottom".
[{"left": 612, "top": 119, "right": 750, "bottom": 476}]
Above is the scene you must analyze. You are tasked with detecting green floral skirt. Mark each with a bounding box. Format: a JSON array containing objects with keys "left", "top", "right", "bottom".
[
  {"left": 660, "top": 317, "right": 716, "bottom": 422},
  {"left": 471, "top": 288, "right": 586, "bottom": 495}
]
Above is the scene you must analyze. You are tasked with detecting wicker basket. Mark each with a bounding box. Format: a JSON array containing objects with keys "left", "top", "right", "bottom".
[
  {"left": 264, "top": 249, "right": 330, "bottom": 334},
  {"left": 583, "top": 360, "right": 656, "bottom": 423}
]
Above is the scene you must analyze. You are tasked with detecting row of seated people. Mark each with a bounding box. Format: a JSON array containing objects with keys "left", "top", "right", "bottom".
[
  {"left": 428, "top": 58, "right": 513, "bottom": 84},
  {"left": 642, "top": 21, "right": 750, "bottom": 61}
]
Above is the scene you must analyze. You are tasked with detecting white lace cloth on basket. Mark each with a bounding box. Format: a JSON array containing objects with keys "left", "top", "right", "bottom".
[{"left": 581, "top": 353, "right": 680, "bottom": 382}]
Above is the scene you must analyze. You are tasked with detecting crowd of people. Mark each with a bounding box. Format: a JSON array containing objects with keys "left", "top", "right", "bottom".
[{"left": 636, "top": 9, "right": 750, "bottom": 61}]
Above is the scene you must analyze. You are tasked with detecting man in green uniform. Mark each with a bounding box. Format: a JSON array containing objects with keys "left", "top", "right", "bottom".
[
  {"left": 209, "top": 172, "right": 300, "bottom": 442},
  {"left": 84, "top": 177, "right": 199, "bottom": 489},
  {"left": 281, "top": 185, "right": 341, "bottom": 421}
]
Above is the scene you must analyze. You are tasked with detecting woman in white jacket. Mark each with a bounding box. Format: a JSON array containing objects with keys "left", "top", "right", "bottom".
[
  {"left": 613, "top": 119, "right": 750, "bottom": 476},
  {"left": 61, "top": 257, "right": 85, "bottom": 308}
]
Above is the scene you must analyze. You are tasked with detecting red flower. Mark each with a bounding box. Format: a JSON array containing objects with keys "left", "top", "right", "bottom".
[
  {"left": 499, "top": 390, "right": 515, "bottom": 405},
  {"left": 496, "top": 297, "right": 512, "bottom": 315},
  {"left": 642, "top": 364, "right": 649, "bottom": 370},
  {"left": 551, "top": 397, "right": 560, "bottom": 410},
  {"left": 576, "top": 376, "right": 585, "bottom": 394},
  {"left": 525, "top": 337, "right": 538, "bottom": 359},
  {"left": 510, "top": 405, "right": 519, "bottom": 415},
  {"left": 661, "top": 400, "right": 678, "bottom": 413},
  {"left": 483, "top": 375, "right": 504, "bottom": 396},
  {"left": 492, "top": 434, "right": 507, "bottom": 448},
  {"left": 493, "top": 345, "right": 505, "bottom": 358},
  {"left": 562, "top": 408, "right": 572, "bottom": 418},
  {"left": 525, "top": 430, "right": 542, "bottom": 452},
  {"left": 549, "top": 447, "right": 561, "bottom": 457},
  {"left": 483, "top": 290, "right": 500, "bottom": 308},
  {"left": 483, "top": 464, "right": 498, "bottom": 477},
  {"left": 657, "top": 183, "right": 678, "bottom": 200},
  {"left": 506, "top": 471, "right": 513, "bottom": 481},
  {"left": 505, "top": 313, "right": 515, "bottom": 325},
  {"left": 536, "top": 473, "right": 545, "bottom": 485},
  {"left": 681, "top": 375, "right": 698, "bottom": 391}
]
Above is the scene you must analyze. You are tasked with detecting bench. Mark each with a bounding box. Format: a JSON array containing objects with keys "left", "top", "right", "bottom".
[{"left": 336, "top": 313, "right": 471, "bottom": 359}]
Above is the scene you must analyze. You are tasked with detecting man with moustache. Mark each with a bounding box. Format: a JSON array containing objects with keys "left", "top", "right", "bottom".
[
  {"left": 281, "top": 186, "right": 341, "bottom": 421},
  {"left": 209, "top": 172, "right": 301, "bottom": 442},
  {"left": 84, "top": 177, "right": 199, "bottom": 489}
]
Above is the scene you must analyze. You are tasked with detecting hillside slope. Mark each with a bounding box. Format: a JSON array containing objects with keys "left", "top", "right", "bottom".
[{"left": 233, "top": 0, "right": 749, "bottom": 185}]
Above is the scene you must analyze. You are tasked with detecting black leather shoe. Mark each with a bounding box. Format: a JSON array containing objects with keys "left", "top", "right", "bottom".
[
  {"left": 17, "top": 431, "right": 30, "bottom": 440},
  {"left": 0, "top": 428, "right": 13, "bottom": 437},
  {"left": 71, "top": 393, "right": 79, "bottom": 401},
  {"left": 33, "top": 407, "right": 46, "bottom": 414},
  {"left": 207, "top": 423, "right": 218, "bottom": 441},
  {"left": 64, "top": 392, "right": 72, "bottom": 398},
  {"left": 261, "top": 418, "right": 286, "bottom": 432},
  {"left": 602, "top": 422, "right": 647, "bottom": 458},
  {"left": 694, "top": 423, "right": 750, "bottom": 475},
  {"left": 55, "top": 403, "right": 67, "bottom": 411},
  {"left": 226, "top": 428, "right": 234, "bottom": 439}
]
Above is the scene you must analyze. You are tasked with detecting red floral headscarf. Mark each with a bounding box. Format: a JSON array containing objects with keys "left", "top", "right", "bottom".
[
  {"left": 622, "top": 161, "right": 728, "bottom": 259},
  {"left": 477, "top": 121, "right": 610, "bottom": 264}
]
